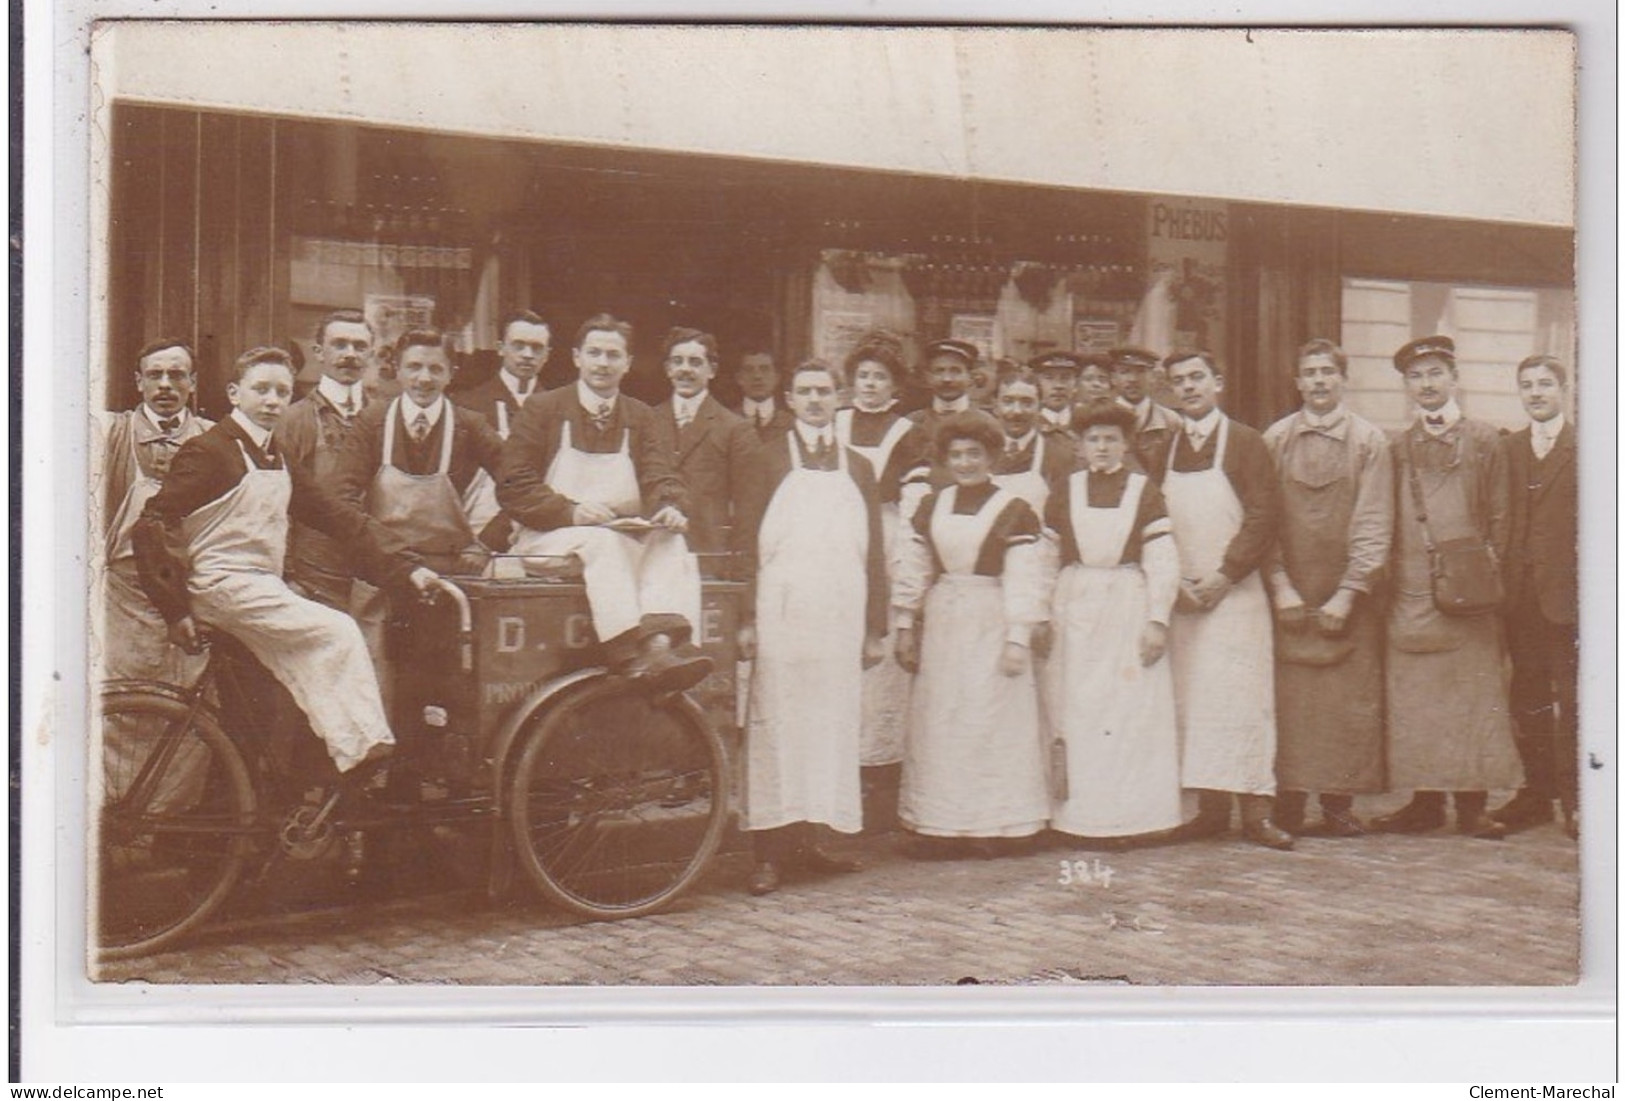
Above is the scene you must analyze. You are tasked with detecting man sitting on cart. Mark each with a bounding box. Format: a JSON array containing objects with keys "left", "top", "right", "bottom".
[
  {"left": 496, "top": 312, "right": 711, "bottom": 694},
  {"left": 131, "top": 345, "right": 441, "bottom": 775}
]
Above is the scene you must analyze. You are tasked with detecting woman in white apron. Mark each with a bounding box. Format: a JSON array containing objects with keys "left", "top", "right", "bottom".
[
  {"left": 1042, "top": 402, "right": 1182, "bottom": 839},
  {"left": 893, "top": 412, "right": 1050, "bottom": 857},
  {"left": 1159, "top": 353, "right": 1291, "bottom": 850},
  {"left": 834, "top": 336, "right": 915, "bottom": 775}
]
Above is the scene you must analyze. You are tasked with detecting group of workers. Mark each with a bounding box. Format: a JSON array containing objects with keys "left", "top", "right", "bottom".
[{"left": 95, "top": 306, "right": 1579, "bottom": 898}]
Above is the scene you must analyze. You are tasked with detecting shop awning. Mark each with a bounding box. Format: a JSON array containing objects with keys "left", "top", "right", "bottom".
[{"left": 93, "top": 22, "right": 1575, "bottom": 228}]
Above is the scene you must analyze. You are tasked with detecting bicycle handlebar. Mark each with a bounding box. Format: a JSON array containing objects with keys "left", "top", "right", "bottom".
[{"left": 425, "top": 577, "right": 475, "bottom": 674}]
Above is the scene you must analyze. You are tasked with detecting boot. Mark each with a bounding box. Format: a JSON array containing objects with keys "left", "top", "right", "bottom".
[
  {"left": 1371, "top": 791, "right": 1447, "bottom": 833},
  {"left": 1273, "top": 790, "right": 1309, "bottom": 835},
  {"left": 1489, "top": 787, "right": 1554, "bottom": 832},
  {"left": 1171, "top": 790, "right": 1233, "bottom": 841},
  {"left": 1454, "top": 791, "right": 1506, "bottom": 840},
  {"left": 1240, "top": 795, "right": 1295, "bottom": 851},
  {"left": 1316, "top": 793, "right": 1367, "bottom": 837}
]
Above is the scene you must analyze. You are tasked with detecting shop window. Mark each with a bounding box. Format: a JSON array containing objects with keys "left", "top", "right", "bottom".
[{"left": 1341, "top": 278, "right": 1575, "bottom": 431}]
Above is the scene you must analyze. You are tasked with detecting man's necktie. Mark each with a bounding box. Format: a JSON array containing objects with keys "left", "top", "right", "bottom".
[
  {"left": 591, "top": 402, "right": 613, "bottom": 433},
  {"left": 676, "top": 405, "right": 693, "bottom": 431},
  {"left": 156, "top": 416, "right": 181, "bottom": 434},
  {"left": 1424, "top": 414, "right": 1448, "bottom": 432},
  {"left": 410, "top": 410, "right": 430, "bottom": 443},
  {"left": 1005, "top": 438, "right": 1020, "bottom": 456},
  {"left": 338, "top": 394, "right": 356, "bottom": 418}
]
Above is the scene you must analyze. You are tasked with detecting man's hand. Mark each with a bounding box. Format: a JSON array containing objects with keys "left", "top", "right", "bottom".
[
  {"left": 997, "top": 641, "right": 1029, "bottom": 677},
  {"left": 1175, "top": 580, "right": 1207, "bottom": 615},
  {"left": 650, "top": 505, "right": 689, "bottom": 533},
  {"left": 894, "top": 626, "right": 919, "bottom": 673},
  {"left": 1139, "top": 621, "right": 1169, "bottom": 667},
  {"left": 1190, "top": 570, "right": 1233, "bottom": 610},
  {"left": 737, "top": 624, "right": 758, "bottom": 662},
  {"left": 862, "top": 633, "right": 886, "bottom": 670},
  {"left": 408, "top": 566, "right": 442, "bottom": 599},
  {"left": 167, "top": 615, "right": 204, "bottom": 655},
  {"left": 572, "top": 501, "right": 617, "bottom": 526},
  {"left": 1029, "top": 622, "right": 1053, "bottom": 661},
  {"left": 1315, "top": 588, "right": 1357, "bottom": 635}
]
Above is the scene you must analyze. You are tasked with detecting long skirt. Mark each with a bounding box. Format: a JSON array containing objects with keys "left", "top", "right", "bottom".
[
  {"left": 900, "top": 576, "right": 1048, "bottom": 837},
  {"left": 1045, "top": 565, "right": 1183, "bottom": 837}
]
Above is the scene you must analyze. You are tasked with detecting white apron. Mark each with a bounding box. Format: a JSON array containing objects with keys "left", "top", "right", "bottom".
[
  {"left": 992, "top": 433, "right": 1053, "bottom": 514},
  {"left": 900, "top": 486, "right": 1048, "bottom": 837},
  {"left": 461, "top": 398, "right": 511, "bottom": 534},
  {"left": 97, "top": 423, "right": 211, "bottom": 687},
  {"left": 185, "top": 442, "right": 394, "bottom": 772},
  {"left": 509, "top": 418, "right": 701, "bottom": 643},
  {"left": 352, "top": 399, "right": 477, "bottom": 710},
  {"left": 1162, "top": 419, "right": 1277, "bottom": 795},
  {"left": 743, "top": 440, "right": 868, "bottom": 833},
  {"left": 1046, "top": 471, "right": 1183, "bottom": 836},
  {"left": 836, "top": 408, "right": 915, "bottom": 767}
]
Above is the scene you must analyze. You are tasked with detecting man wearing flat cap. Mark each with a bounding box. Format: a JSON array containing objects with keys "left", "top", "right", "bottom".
[
  {"left": 1111, "top": 345, "right": 1181, "bottom": 480},
  {"left": 1376, "top": 335, "right": 1522, "bottom": 839},
  {"left": 896, "top": 339, "right": 980, "bottom": 522},
  {"left": 1031, "top": 351, "right": 1083, "bottom": 440}
]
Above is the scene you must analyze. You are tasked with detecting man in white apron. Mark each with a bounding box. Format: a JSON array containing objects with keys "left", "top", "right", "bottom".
[
  {"left": 92, "top": 337, "right": 213, "bottom": 686},
  {"left": 735, "top": 361, "right": 889, "bottom": 895},
  {"left": 453, "top": 309, "right": 551, "bottom": 541},
  {"left": 496, "top": 313, "right": 709, "bottom": 693},
  {"left": 276, "top": 309, "right": 380, "bottom": 610},
  {"left": 1159, "top": 351, "right": 1294, "bottom": 851},
  {"left": 332, "top": 329, "right": 506, "bottom": 712},
  {"left": 132, "top": 346, "right": 439, "bottom": 774}
]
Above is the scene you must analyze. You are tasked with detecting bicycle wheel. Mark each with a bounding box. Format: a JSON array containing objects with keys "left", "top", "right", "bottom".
[
  {"left": 507, "top": 679, "right": 728, "bottom": 920},
  {"left": 96, "top": 686, "right": 257, "bottom": 960}
]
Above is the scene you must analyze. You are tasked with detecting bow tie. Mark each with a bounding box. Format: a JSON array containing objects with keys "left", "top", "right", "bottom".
[
  {"left": 156, "top": 416, "right": 181, "bottom": 434},
  {"left": 1424, "top": 414, "right": 1447, "bottom": 429}
]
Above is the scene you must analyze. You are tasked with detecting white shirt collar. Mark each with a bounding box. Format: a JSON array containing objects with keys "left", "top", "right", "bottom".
[
  {"left": 1005, "top": 428, "right": 1038, "bottom": 453},
  {"left": 1301, "top": 404, "right": 1348, "bottom": 431},
  {"left": 672, "top": 390, "right": 707, "bottom": 422},
  {"left": 1531, "top": 412, "right": 1565, "bottom": 440},
  {"left": 317, "top": 374, "right": 365, "bottom": 413},
  {"left": 793, "top": 419, "right": 835, "bottom": 450},
  {"left": 499, "top": 368, "right": 536, "bottom": 404},
  {"left": 934, "top": 395, "right": 972, "bottom": 415},
  {"left": 1417, "top": 398, "right": 1462, "bottom": 435},
  {"left": 229, "top": 408, "right": 274, "bottom": 451},
  {"left": 400, "top": 394, "right": 447, "bottom": 429},
  {"left": 577, "top": 381, "right": 618, "bottom": 414},
  {"left": 140, "top": 405, "right": 189, "bottom": 432},
  {"left": 1185, "top": 407, "right": 1223, "bottom": 440},
  {"left": 742, "top": 396, "right": 776, "bottom": 418},
  {"left": 1041, "top": 406, "right": 1071, "bottom": 427}
]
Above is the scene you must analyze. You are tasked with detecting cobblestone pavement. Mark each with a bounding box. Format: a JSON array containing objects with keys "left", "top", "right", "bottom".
[{"left": 95, "top": 792, "right": 1581, "bottom": 988}]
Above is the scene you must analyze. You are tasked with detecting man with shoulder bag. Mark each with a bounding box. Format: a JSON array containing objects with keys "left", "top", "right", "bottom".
[{"left": 1375, "top": 336, "right": 1522, "bottom": 839}]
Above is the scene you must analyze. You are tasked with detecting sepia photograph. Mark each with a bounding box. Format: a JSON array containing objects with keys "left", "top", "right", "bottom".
[{"left": 72, "top": 20, "right": 1594, "bottom": 999}]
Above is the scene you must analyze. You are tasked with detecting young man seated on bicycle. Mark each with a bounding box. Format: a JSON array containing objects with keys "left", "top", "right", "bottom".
[
  {"left": 496, "top": 313, "right": 711, "bottom": 694},
  {"left": 131, "top": 345, "right": 441, "bottom": 774}
]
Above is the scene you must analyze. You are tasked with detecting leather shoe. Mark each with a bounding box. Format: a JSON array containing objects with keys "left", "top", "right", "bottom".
[
  {"left": 1371, "top": 796, "right": 1447, "bottom": 834},
  {"left": 796, "top": 846, "right": 861, "bottom": 876},
  {"left": 624, "top": 638, "right": 714, "bottom": 696},
  {"left": 1242, "top": 818, "right": 1296, "bottom": 851},
  {"left": 1317, "top": 808, "right": 1368, "bottom": 837},
  {"left": 1489, "top": 790, "right": 1554, "bottom": 832},
  {"left": 1458, "top": 813, "right": 1507, "bottom": 840},
  {"left": 746, "top": 861, "right": 781, "bottom": 896}
]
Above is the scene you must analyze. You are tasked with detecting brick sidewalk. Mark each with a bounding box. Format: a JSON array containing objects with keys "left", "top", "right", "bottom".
[{"left": 97, "top": 795, "right": 1581, "bottom": 987}]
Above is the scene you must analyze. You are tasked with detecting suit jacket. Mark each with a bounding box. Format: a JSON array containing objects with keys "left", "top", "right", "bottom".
[
  {"left": 1127, "top": 400, "right": 1181, "bottom": 481},
  {"left": 130, "top": 416, "right": 418, "bottom": 626},
  {"left": 1503, "top": 421, "right": 1577, "bottom": 625},
  {"left": 652, "top": 393, "right": 760, "bottom": 570},
  {"left": 733, "top": 429, "right": 888, "bottom": 639},
  {"left": 497, "top": 385, "right": 687, "bottom": 533},
  {"left": 330, "top": 399, "right": 505, "bottom": 506},
  {"left": 452, "top": 372, "right": 539, "bottom": 437}
]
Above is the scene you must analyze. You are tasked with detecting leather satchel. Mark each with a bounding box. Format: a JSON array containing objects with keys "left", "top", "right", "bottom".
[{"left": 1405, "top": 436, "right": 1503, "bottom": 616}]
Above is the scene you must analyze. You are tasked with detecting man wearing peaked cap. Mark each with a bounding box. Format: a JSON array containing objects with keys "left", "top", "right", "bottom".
[
  {"left": 1030, "top": 351, "right": 1083, "bottom": 439},
  {"left": 1376, "top": 333, "right": 1522, "bottom": 839},
  {"left": 1111, "top": 345, "right": 1181, "bottom": 480},
  {"left": 894, "top": 339, "right": 981, "bottom": 523}
]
